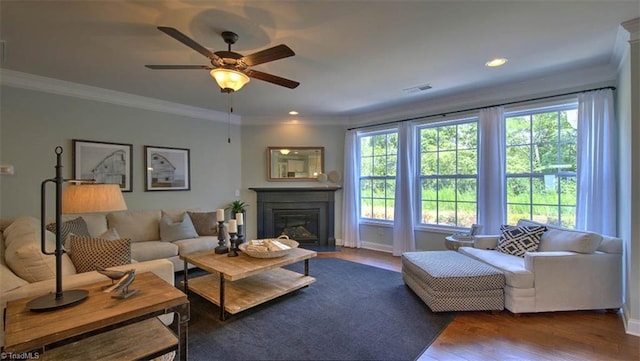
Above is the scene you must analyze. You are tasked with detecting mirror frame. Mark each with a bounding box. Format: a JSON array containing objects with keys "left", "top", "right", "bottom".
[{"left": 267, "top": 146, "right": 325, "bottom": 182}]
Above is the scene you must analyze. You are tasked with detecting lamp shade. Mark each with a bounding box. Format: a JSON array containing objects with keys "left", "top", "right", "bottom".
[
  {"left": 210, "top": 68, "right": 250, "bottom": 92},
  {"left": 62, "top": 184, "right": 128, "bottom": 214}
]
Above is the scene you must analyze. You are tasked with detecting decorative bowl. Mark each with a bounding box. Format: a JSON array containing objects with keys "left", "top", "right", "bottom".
[{"left": 239, "top": 236, "right": 299, "bottom": 258}]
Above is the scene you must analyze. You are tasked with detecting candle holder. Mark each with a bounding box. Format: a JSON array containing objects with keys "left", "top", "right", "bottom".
[
  {"left": 215, "top": 220, "right": 228, "bottom": 254},
  {"left": 228, "top": 232, "right": 238, "bottom": 257},
  {"left": 237, "top": 224, "right": 244, "bottom": 249}
]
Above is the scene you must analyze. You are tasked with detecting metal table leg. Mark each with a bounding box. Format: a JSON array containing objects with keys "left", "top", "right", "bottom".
[{"left": 219, "top": 273, "right": 226, "bottom": 321}]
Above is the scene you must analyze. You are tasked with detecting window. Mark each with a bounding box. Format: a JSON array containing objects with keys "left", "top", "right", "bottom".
[
  {"left": 418, "top": 120, "right": 478, "bottom": 227},
  {"left": 359, "top": 130, "right": 397, "bottom": 221},
  {"left": 505, "top": 105, "right": 578, "bottom": 227}
]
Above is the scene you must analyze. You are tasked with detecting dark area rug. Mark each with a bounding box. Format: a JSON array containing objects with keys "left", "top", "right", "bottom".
[{"left": 181, "top": 258, "right": 454, "bottom": 361}]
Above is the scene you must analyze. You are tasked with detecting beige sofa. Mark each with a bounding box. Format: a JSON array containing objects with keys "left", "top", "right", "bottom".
[
  {"left": 0, "top": 215, "right": 178, "bottom": 349},
  {"left": 63, "top": 208, "right": 219, "bottom": 272},
  {"left": 458, "top": 219, "right": 623, "bottom": 313}
]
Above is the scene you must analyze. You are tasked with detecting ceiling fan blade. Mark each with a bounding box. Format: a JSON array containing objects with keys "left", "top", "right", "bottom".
[
  {"left": 242, "top": 44, "right": 295, "bottom": 66},
  {"left": 157, "top": 26, "right": 220, "bottom": 62},
  {"left": 145, "top": 65, "right": 213, "bottom": 70},
  {"left": 245, "top": 69, "right": 300, "bottom": 89}
]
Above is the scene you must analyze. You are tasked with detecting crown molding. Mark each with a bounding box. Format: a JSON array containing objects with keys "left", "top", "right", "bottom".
[
  {"left": 622, "top": 18, "right": 640, "bottom": 43},
  {"left": 0, "top": 69, "right": 240, "bottom": 124},
  {"left": 240, "top": 114, "right": 351, "bottom": 126}
]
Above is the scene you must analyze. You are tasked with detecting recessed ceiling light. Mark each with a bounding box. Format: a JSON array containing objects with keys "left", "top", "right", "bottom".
[
  {"left": 485, "top": 57, "right": 508, "bottom": 67},
  {"left": 289, "top": 110, "right": 299, "bottom": 115}
]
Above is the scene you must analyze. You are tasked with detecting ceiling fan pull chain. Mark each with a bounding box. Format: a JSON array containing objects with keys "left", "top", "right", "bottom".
[{"left": 227, "top": 92, "right": 233, "bottom": 143}]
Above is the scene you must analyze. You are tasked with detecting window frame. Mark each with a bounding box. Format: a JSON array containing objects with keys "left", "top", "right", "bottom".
[
  {"left": 357, "top": 128, "right": 399, "bottom": 223},
  {"left": 416, "top": 117, "right": 479, "bottom": 229},
  {"left": 504, "top": 103, "right": 578, "bottom": 227}
]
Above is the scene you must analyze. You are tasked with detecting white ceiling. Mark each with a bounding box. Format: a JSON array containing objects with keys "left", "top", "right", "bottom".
[{"left": 0, "top": 1, "right": 638, "bottom": 123}]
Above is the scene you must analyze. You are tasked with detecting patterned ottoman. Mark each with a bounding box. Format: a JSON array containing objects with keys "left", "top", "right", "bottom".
[{"left": 402, "top": 250, "right": 505, "bottom": 312}]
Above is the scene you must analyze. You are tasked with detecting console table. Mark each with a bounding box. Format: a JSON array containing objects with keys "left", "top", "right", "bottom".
[{"left": 3, "top": 272, "right": 189, "bottom": 361}]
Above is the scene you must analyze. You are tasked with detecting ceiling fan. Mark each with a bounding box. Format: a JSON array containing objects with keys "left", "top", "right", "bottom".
[{"left": 146, "top": 26, "right": 300, "bottom": 92}]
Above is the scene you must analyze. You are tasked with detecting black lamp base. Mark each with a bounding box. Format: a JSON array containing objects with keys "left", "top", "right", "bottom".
[{"left": 27, "top": 289, "right": 89, "bottom": 312}]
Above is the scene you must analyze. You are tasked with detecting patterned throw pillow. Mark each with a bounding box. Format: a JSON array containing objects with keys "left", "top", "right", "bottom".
[
  {"left": 497, "top": 225, "right": 547, "bottom": 257},
  {"left": 187, "top": 211, "right": 218, "bottom": 236},
  {"left": 68, "top": 234, "right": 131, "bottom": 273},
  {"left": 46, "top": 217, "right": 91, "bottom": 248}
]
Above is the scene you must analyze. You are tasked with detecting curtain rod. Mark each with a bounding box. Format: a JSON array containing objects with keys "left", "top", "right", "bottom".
[{"left": 347, "top": 86, "right": 616, "bottom": 131}]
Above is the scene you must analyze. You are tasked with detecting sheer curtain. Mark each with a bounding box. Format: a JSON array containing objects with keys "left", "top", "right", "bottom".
[
  {"left": 342, "top": 129, "right": 361, "bottom": 248},
  {"left": 576, "top": 89, "right": 616, "bottom": 236},
  {"left": 477, "top": 106, "right": 506, "bottom": 234},
  {"left": 392, "top": 121, "right": 416, "bottom": 255}
]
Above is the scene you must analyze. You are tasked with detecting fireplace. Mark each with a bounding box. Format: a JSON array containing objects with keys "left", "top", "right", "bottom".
[
  {"left": 274, "top": 210, "right": 319, "bottom": 243},
  {"left": 250, "top": 187, "right": 340, "bottom": 248}
]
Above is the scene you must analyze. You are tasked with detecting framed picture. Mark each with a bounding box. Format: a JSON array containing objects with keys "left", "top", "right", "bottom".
[
  {"left": 72, "top": 139, "right": 133, "bottom": 192},
  {"left": 145, "top": 146, "right": 190, "bottom": 191}
]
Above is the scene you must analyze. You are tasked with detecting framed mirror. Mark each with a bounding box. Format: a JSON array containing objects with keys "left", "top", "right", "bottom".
[{"left": 267, "top": 146, "right": 324, "bottom": 181}]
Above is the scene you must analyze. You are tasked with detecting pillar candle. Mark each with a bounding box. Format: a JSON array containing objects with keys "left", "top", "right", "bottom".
[
  {"left": 216, "top": 208, "right": 224, "bottom": 222},
  {"left": 228, "top": 219, "right": 237, "bottom": 233},
  {"left": 235, "top": 212, "right": 244, "bottom": 225}
]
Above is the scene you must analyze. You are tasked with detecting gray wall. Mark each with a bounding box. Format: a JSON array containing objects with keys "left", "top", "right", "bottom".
[
  {"left": 0, "top": 86, "right": 241, "bottom": 218},
  {"left": 240, "top": 123, "right": 346, "bottom": 241}
]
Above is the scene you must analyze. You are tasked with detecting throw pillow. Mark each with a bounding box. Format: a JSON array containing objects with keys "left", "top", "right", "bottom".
[
  {"left": 159, "top": 212, "right": 199, "bottom": 242},
  {"left": 98, "top": 227, "right": 121, "bottom": 240},
  {"left": 187, "top": 211, "right": 218, "bottom": 236},
  {"left": 46, "top": 217, "right": 91, "bottom": 248},
  {"left": 68, "top": 234, "right": 131, "bottom": 273},
  {"left": 497, "top": 224, "right": 547, "bottom": 257}
]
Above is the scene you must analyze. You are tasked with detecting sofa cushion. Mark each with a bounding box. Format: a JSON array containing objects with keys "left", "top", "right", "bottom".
[
  {"left": 160, "top": 212, "right": 198, "bottom": 242},
  {"left": 497, "top": 225, "right": 546, "bottom": 257},
  {"left": 3, "top": 216, "right": 77, "bottom": 282},
  {"left": 173, "top": 236, "right": 218, "bottom": 255},
  {"left": 46, "top": 217, "right": 91, "bottom": 248},
  {"left": 130, "top": 241, "right": 179, "bottom": 262},
  {"left": 1, "top": 262, "right": 28, "bottom": 293},
  {"left": 187, "top": 211, "right": 219, "bottom": 236},
  {"left": 68, "top": 235, "right": 132, "bottom": 273},
  {"left": 107, "top": 210, "right": 161, "bottom": 242},
  {"left": 517, "top": 219, "right": 602, "bottom": 253},
  {"left": 459, "top": 247, "right": 534, "bottom": 289}
]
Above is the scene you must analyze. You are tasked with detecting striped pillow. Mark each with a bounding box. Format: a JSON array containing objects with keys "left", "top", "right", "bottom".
[
  {"left": 46, "top": 217, "right": 90, "bottom": 248},
  {"left": 68, "top": 234, "right": 131, "bottom": 273}
]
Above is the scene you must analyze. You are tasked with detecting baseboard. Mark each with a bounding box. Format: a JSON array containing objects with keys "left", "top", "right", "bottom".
[
  {"left": 361, "top": 241, "right": 393, "bottom": 253},
  {"left": 623, "top": 304, "right": 640, "bottom": 336}
]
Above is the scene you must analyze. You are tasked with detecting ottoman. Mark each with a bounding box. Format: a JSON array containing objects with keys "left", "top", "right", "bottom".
[{"left": 402, "top": 250, "right": 505, "bottom": 312}]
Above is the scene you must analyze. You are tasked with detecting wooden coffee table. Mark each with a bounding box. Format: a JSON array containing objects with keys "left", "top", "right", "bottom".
[{"left": 181, "top": 247, "right": 316, "bottom": 320}]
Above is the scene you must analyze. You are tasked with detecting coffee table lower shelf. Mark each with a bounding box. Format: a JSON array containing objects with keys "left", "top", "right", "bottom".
[{"left": 187, "top": 268, "right": 315, "bottom": 316}]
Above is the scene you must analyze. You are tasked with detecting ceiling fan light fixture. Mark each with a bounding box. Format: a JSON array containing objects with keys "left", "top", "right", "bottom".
[{"left": 210, "top": 68, "right": 250, "bottom": 92}]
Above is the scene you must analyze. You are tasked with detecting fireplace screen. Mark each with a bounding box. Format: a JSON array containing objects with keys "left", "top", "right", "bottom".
[{"left": 273, "top": 210, "right": 319, "bottom": 244}]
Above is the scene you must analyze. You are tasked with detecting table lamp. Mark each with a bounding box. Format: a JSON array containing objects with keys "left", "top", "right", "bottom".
[{"left": 27, "top": 146, "right": 128, "bottom": 311}]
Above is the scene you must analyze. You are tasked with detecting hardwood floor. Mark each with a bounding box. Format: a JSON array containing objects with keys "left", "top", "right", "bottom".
[{"left": 319, "top": 247, "right": 640, "bottom": 361}]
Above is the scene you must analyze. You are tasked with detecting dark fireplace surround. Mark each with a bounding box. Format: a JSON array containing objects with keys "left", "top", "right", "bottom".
[{"left": 250, "top": 187, "right": 340, "bottom": 248}]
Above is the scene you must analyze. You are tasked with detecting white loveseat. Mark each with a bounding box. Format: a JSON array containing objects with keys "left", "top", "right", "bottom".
[{"left": 458, "top": 219, "right": 623, "bottom": 314}]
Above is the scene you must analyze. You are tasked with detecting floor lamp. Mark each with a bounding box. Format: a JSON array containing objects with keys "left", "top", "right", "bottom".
[{"left": 27, "top": 146, "right": 128, "bottom": 311}]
